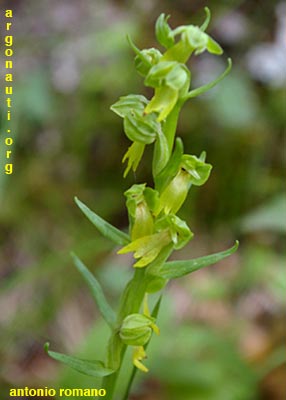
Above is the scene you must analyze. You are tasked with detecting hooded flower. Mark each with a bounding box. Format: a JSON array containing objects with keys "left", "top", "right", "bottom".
[
  {"left": 111, "top": 95, "right": 162, "bottom": 176},
  {"left": 124, "top": 184, "right": 159, "bottom": 240},
  {"left": 118, "top": 214, "right": 193, "bottom": 267},
  {"left": 156, "top": 153, "right": 212, "bottom": 215},
  {"left": 144, "top": 61, "right": 190, "bottom": 121}
]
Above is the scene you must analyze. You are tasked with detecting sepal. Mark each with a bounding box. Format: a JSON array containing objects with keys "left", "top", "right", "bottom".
[
  {"left": 110, "top": 94, "right": 148, "bottom": 118},
  {"left": 155, "top": 14, "right": 175, "bottom": 49}
]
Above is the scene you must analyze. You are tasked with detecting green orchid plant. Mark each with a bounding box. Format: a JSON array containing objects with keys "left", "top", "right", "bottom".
[{"left": 45, "top": 8, "right": 238, "bottom": 400}]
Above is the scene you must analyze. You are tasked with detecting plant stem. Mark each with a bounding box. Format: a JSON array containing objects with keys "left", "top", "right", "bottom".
[{"left": 101, "top": 269, "right": 147, "bottom": 399}]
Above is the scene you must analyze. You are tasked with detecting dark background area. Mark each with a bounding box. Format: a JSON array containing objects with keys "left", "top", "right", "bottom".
[{"left": 0, "top": 0, "right": 285, "bottom": 399}]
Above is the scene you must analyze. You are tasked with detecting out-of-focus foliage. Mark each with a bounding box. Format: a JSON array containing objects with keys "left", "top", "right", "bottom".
[{"left": 0, "top": 0, "right": 285, "bottom": 399}]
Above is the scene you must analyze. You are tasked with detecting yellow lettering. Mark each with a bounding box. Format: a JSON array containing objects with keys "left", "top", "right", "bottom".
[
  {"left": 6, "top": 60, "right": 13, "bottom": 69},
  {"left": 5, "top": 35, "right": 13, "bottom": 46},
  {"left": 5, "top": 138, "right": 13, "bottom": 146},
  {"left": 6, "top": 150, "right": 12, "bottom": 159},
  {"left": 5, "top": 10, "right": 13, "bottom": 18},
  {"left": 6, "top": 22, "right": 12, "bottom": 30},
  {"left": 5, "top": 73, "right": 13, "bottom": 82},
  {"left": 5, "top": 163, "right": 13, "bottom": 174},
  {"left": 6, "top": 86, "right": 13, "bottom": 95},
  {"left": 5, "top": 48, "right": 13, "bottom": 56},
  {"left": 6, "top": 98, "right": 12, "bottom": 107}
]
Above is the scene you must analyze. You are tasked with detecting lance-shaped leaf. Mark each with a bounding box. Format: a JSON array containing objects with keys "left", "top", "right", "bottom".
[
  {"left": 75, "top": 197, "right": 130, "bottom": 246},
  {"left": 44, "top": 343, "right": 114, "bottom": 377},
  {"left": 71, "top": 253, "right": 116, "bottom": 328},
  {"left": 157, "top": 241, "right": 239, "bottom": 279}
]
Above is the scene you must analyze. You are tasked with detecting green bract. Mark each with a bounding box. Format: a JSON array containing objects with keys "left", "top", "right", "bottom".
[{"left": 48, "top": 9, "right": 237, "bottom": 400}]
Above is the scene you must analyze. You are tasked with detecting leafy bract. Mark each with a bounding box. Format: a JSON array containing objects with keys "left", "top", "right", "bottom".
[
  {"left": 44, "top": 343, "right": 114, "bottom": 377},
  {"left": 156, "top": 241, "right": 239, "bottom": 279},
  {"left": 71, "top": 253, "right": 116, "bottom": 328},
  {"left": 75, "top": 197, "right": 130, "bottom": 246}
]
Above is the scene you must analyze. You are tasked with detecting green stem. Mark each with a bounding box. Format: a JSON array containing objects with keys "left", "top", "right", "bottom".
[{"left": 101, "top": 269, "right": 147, "bottom": 399}]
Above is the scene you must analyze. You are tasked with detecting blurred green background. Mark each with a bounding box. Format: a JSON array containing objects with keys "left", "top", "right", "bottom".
[{"left": 0, "top": 0, "right": 285, "bottom": 399}]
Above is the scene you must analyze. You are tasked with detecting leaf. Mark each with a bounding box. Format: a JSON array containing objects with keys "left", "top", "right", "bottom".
[
  {"left": 75, "top": 197, "right": 130, "bottom": 246},
  {"left": 71, "top": 253, "right": 116, "bottom": 328},
  {"left": 157, "top": 241, "right": 239, "bottom": 279},
  {"left": 44, "top": 343, "right": 114, "bottom": 377}
]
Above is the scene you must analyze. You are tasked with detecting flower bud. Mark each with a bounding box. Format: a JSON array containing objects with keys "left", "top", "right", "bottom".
[
  {"left": 156, "top": 153, "right": 212, "bottom": 214},
  {"left": 119, "top": 313, "right": 155, "bottom": 346}
]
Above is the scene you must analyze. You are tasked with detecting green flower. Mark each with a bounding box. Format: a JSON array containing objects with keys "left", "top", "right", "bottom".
[
  {"left": 161, "top": 24, "right": 222, "bottom": 63},
  {"left": 156, "top": 153, "right": 212, "bottom": 215},
  {"left": 124, "top": 184, "right": 159, "bottom": 240},
  {"left": 144, "top": 61, "right": 189, "bottom": 121},
  {"left": 111, "top": 95, "right": 162, "bottom": 176},
  {"left": 118, "top": 214, "right": 193, "bottom": 267},
  {"left": 118, "top": 230, "right": 171, "bottom": 268}
]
